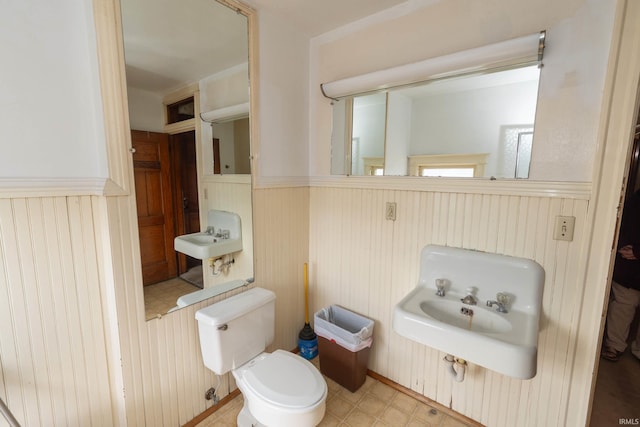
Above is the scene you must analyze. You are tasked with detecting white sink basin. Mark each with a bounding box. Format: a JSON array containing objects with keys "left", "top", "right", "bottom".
[
  {"left": 174, "top": 210, "right": 242, "bottom": 260},
  {"left": 393, "top": 245, "right": 544, "bottom": 379},
  {"left": 174, "top": 232, "right": 242, "bottom": 260},
  {"left": 419, "top": 298, "right": 512, "bottom": 334}
]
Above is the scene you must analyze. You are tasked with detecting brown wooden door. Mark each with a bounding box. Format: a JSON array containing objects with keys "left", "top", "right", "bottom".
[
  {"left": 171, "top": 131, "right": 201, "bottom": 273},
  {"left": 131, "top": 130, "right": 178, "bottom": 285}
]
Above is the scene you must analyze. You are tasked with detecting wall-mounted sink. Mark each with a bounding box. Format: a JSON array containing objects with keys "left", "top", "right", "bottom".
[
  {"left": 393, "top": 245, "right": 544, "bottom": 379},
  {"left": 174, "top": 210, "right": 242, "bottom": 260}
]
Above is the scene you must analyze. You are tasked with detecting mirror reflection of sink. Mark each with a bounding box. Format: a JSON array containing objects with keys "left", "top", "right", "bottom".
[
  {"left": 174, "top": 210, "right": 242, "bottom": 260},
  {"left": 393, "top": 245, "right": 544, "bottom": 379},
  {"left": 174, "top": 232, "right": 241, "bottom": 260}
]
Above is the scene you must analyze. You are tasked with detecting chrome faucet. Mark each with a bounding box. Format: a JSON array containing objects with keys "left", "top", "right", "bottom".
[
  {"left": 460, "top": 287, "right": 477, "bottom": 305},
  {"left": 205, "top": 226, "right": 215, "bottom": 235},
  {"left": 435, "top": 278, "right": 447, "bottom": 297},
  {"left": 486, "top": 292, "right": 510, "bottom": 313}
]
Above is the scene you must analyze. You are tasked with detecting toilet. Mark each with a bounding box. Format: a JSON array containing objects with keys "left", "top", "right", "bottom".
[{"left": 195, "top": 287, "right": 327, "bottom": 427}]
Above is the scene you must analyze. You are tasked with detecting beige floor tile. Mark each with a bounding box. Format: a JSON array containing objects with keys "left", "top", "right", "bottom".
[
  {"left": 380, "top": 405, "right": 410, "bottom": 426},
  {"left": 390, "top": 391, "right": 418, "bottom": 413},
  {"left": 345, "top": 408, "right": 376, "bottom": 427},
  {"left": 318, "top": 413, "right": 342, "bottom": 426},
  {"left": 327, "top": 395, "right": 356, "bottom": 419},
  {"left": 356, "top": 393, "right": 387, "bottom": 417},
  {"left": 413, "top": 402, "right": 444, "bottom": 424},
  {"left": 369, "top": 381, "right": 397, "bottom": 401},
  {"left": 340, "top": 386, "right": 368, "bottom": 404}
]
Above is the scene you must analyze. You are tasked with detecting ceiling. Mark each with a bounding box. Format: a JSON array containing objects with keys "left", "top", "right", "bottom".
[
  {"left": 121, "top": 0, "right": 406, "bottom": 94},
  {"left": 243, "top": 0, "right": 406, "bottom": 37}
]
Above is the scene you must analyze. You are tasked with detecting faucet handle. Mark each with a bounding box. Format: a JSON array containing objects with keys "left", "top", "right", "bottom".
[
  {"left": 435, "top": 278, "right": 447, "bottom": 296},
  {"left": 496, "top": 292, "right": 510, "bottom": 305}
]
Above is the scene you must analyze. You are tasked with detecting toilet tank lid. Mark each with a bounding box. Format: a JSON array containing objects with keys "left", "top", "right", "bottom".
[{"left": 195, "top": 287, "right": 276, "bottom": 326}]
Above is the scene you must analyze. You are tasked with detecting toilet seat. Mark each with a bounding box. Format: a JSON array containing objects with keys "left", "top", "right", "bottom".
[{"left": 235, "top": 350, "right": 326, "bottom": 409}]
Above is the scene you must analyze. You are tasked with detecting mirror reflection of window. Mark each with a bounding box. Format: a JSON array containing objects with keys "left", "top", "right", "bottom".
[
  {"left": 331, "top": 64, "right": 541, "bottom": 179},
  {"left": 421, "top": 168, "right": 475, "bottom": 177}
]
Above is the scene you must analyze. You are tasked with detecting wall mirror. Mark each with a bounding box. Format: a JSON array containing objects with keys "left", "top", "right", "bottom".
[
  {"left": 330, "top": 65, "right": 540, "bottom": 178},
  {"left": 121, "top": 0, "right": 254, "bottom": 320},
  {"left": 327, "top": 32, "right": 545, "bottom": 179}
]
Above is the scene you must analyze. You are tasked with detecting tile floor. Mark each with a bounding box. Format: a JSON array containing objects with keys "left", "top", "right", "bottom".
[
  {"left": 196, "top": 356, "right": 474, "bottom": 427},
  {"left": 144, "top": 278, "right": 201, "bottom": 320}
]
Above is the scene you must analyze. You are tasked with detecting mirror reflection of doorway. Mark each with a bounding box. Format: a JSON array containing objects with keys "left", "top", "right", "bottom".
[
  {"left": 170, "top": 131, "right": 201, "bottom": 279},
  {"left": 132, "top": 129, "right": 203, "bottom": 320}
]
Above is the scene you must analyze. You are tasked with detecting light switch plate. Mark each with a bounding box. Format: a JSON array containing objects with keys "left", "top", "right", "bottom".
[{"left": 553, "top": 216, "right": 575, "bottom": 241}]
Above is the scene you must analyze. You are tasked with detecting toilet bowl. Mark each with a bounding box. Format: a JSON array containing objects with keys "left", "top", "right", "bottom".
[
  {"left": 233, "top": 350, "right": 326, "bottom": 427},
  {"left": 195, "top": 287, "right": 327, "bottom": 426}
]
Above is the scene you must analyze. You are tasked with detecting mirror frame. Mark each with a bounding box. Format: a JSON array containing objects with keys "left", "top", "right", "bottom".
[{"left": 92, "top": 0, "right": 259, "bottom": 319}]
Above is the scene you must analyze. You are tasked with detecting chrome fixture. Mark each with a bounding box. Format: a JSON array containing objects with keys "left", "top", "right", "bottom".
[
  {"left": 460, "top": 287, "right": 477, "bottom": 305},
  {"left": 487, "top": 292, "right": 511, "bottom": 313},
  {"left": 435, "top": 278, "right": 447, "bottom": 297},
  {"left": 206, "top": 226, "right": 215, "bottom": 235}
]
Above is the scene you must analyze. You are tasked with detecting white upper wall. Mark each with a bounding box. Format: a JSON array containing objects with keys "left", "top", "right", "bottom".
[
  {"left": 255, "top": 8, "right": 310, "bottom": 180},
  {"left": 310, "top": 0, "right": 617, "bottom": 182},
  {"left": 0, "top": 0, "right": 107, "bottom": 180}
]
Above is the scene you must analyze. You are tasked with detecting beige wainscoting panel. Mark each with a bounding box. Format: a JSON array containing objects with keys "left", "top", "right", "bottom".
[
  {"left": 309, "top": 186, "right": 590, "bottom": 427},
  {"left": 253, "top": 187, "right": 311, "bottom": 352},
  {"left": 0, "top": 196, "right": 115, "bottom": 426}
]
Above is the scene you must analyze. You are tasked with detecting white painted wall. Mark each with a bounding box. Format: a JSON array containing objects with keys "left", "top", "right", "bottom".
[
  {"left": 255, "top": 9, "right": 310, "bottom": 180},
  {"left": 385, "top": 92, "right": 412, "bottom": 175},
  {"left": 0, "top": 0, "right": 107, "bottom": 179},
  {"left": 126, "top": 87, "right": 164, "bottom": 132},
  {"left": 310, "top": 0, "right": 616, "bottom": 182}
]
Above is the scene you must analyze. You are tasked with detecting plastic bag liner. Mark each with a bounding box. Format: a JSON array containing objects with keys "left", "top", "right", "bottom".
[{"left": 314, "top": 305, "right": 374, "bottom": 352}]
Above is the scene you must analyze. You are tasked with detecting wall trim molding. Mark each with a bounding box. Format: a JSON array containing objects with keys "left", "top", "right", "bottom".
[
  {"left": 254, "top": 176, "right": 311, "bottom": 189},
  {"left": 0, "top": 178, "right": 109, "bottom": 198},
  {"left": 202, "top": 174, "right": 251, "bottom": 185},
  {"left": 256, "top": 175, "right": 592, "bottom": 199}
]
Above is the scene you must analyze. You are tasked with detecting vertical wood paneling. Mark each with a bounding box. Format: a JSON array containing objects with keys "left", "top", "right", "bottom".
[
  {"left": 252, "top": 187, "right": 310, "bottom": 352},
  {"left": 309, "top": 186, "right": 590, "bottom": 427},
  {"left": 0, "top": 196, "right": 115, "bottom": 427},
  {"left": 0, "top": 184, "right": 594, "bottom": 427}
]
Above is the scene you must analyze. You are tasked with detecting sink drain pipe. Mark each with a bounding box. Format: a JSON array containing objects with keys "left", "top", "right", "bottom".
[{"left": 444, "top": 354, "right": 467, "bottom": 382}]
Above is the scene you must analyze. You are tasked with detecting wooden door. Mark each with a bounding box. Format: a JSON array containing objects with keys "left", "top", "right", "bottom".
[
  {"left": 131, "top": 130, "right": 178, "bottom": 285},
  {"left": 171, "top": 131, "right": 201, "bottom": 273}
]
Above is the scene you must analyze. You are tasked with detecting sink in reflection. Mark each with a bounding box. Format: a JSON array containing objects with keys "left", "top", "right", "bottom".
[
  {"left": 174, "top": 210, "right": 242, "bottom": 260},
  {"left": 174, "top": 232, "right": 242, "bottom": 260},
  {"left": 393, "top": 245, "right": 544, "bottom": 379}
]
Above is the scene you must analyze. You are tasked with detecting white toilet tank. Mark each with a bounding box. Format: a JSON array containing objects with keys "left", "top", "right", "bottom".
[{"left": 195, "top": 287, "right": 276, "bottom": 375}]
